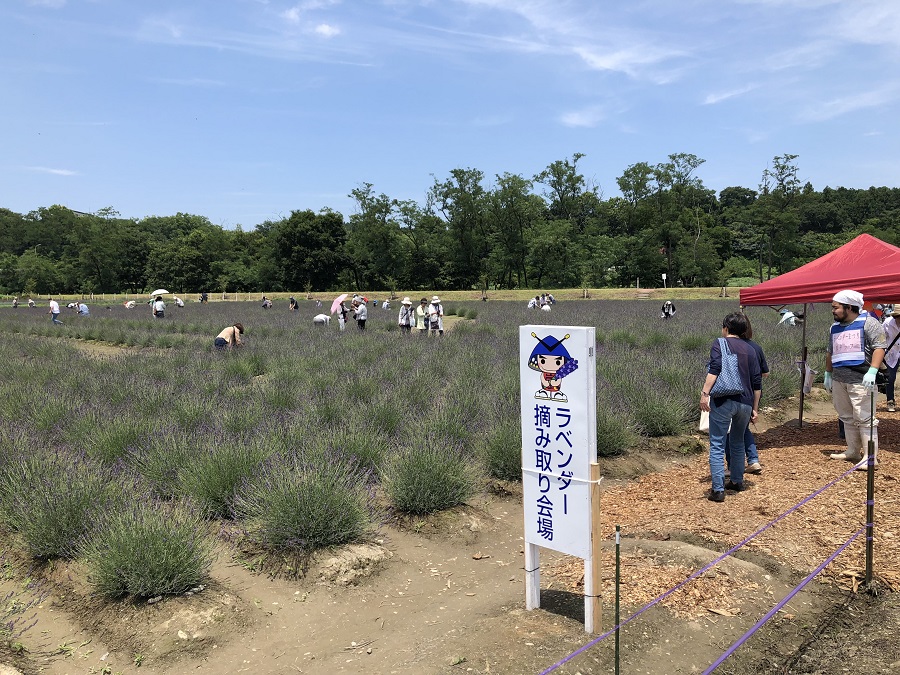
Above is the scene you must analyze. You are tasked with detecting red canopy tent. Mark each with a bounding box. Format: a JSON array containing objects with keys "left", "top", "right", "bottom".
[
  {"left": 740, "top": 233, "right": 900, "bottom": 306},
  {"left": 739, "top": 233, "right": 900, "bottom": 425}
]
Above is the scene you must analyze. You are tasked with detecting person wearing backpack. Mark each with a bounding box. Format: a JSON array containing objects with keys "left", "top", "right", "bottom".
[{"left": 700, "top": 312, "right": 762, "bottom": 502}]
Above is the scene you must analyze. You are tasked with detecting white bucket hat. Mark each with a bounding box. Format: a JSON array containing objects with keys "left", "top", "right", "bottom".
[
  {"left": 401, "top": 297, "right": 412, "bottom": 305},
  {"left": 432, "top": 295, "right": 441, "bottom": 303}
]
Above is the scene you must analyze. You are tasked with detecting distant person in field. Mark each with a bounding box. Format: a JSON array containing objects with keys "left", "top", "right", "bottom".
[
  {"left": 200, "top": 292, "right": 209, "bottom": 303},
  {"left": 700, "top": 312, "right": 762, "bottom": 503},
  {"left": 77, "top": 302, "right": 90, "bottom": 316},
  {"left": 824, "top": 290, "right": 886, "bottom": 469},
  {"left": 152, "top": 296, "right": 166, "bottom": 318},
  {"left": 527, "top": 296, "right": 539, "bottom": 309},
  {"left": 428, "top": 296, "right": 444, "bottom": 336},
  {"left": 48, "top": 297, "right": 63, "bottom": 324},
  {"left": 336, "top": 301, "right": 349, "bottom": 331},
  {"left": 661, "top": 300, "right": 676, "bottom": 319},
  {"left": 28, "top": 298, "right": 35, "bottom": 308},
  {"left": 289, "top": 296, "right": 298, "bottom": 311},
  {"left": 415, "top": 298, "right": 428, "bottom": 334},
  {"left": 12, "top": 296, "right": 18, "bottom": 308},
  {"left": 398, "top": 297, "right": 413, "bottom": 334},
  {"left": 352, "top": 299, "right": 367, "bottom": 330},
  {"left": 214, "top": 323, "right": 244, "bottom": 351},
  {"left": 261, "top": 296, "right": 273, "bottom": 309},
  {"left": 313, "top": 313, "right": 330, "bottom": 326},
  {"left": 173, "top": 296, "right": 185, "bottom": 308}
]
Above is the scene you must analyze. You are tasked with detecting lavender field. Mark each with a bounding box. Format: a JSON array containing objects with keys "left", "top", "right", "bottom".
[{"left": 0, "top": 299, "right": 827, "bottom": 599}]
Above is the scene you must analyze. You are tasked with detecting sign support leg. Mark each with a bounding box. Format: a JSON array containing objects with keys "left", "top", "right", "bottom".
[
  {"left": 585, "top": 462, "right": 602, "bottom": 633},
  {"left": 525, "top": 543, "right": 540, "bottom": 610}
]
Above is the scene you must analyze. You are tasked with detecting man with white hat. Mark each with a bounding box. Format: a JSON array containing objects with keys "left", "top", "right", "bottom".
[
  {"left": 824, "top": 290, "right": 887, "bottom": 468},
  {"left": 398, "top": 297, "right": 414, "bottom": 335},
  {"left": 428, "top": 296, "right": 444, "bottom": 336}
]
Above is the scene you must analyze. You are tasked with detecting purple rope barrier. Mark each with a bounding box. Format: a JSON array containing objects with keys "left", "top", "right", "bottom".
[
  {"left": 702, "top": 526, "right": 864, "bottom": 674},
  {"left": 538, "top": 463, "right": 864, "bottom": 675}
]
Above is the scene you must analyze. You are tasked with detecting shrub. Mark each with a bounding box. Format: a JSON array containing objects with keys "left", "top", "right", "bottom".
[
  {"left": 84, "top": 418, "right": 144, "bottom": 464},
  {"left": 234, "top": 453, "right": 376, "bottom": 553},
  {"left": 479, "top": 419, "right": 521, "bottom": 481},
  {"left": 678, "top": 334, "right": 708, "bottom": 351},
  {"left": 628, "top": 388, "right": 691, "bottom": 437},
  {"left": 596, "top": 408, "right": 635, "bottom": 457},
  {"left": 79, "top": 498, "right": 215, "bottom": 598},
  {"left": 177, "top": 440, "right": 271, "bottom": 518},
  {"left": 127, "top": 431, "right": 196, "bottom": 499},
  {"left": 336, "top": 430, "right": 390, "bottom": 474},
  {"left": 382, "top": 440, "right": 480, "bottom": 515},
  {"left": 0, "top": 451, "right": 127, "bottom": 559}
]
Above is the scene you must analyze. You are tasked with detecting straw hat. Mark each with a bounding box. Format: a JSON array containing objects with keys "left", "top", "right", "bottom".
[
  {"left": 401, "top": 297, "right": 412, "bottom": 305},
  {"left": 432, "top": 295, "right": 441, "bottom": 303}
]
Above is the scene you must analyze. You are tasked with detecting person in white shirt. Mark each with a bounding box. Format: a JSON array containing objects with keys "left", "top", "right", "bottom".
[
  {"left": 882, "top": 309, "right": 899, "bottom": 412},
  {"left": 48, "top": 297, "right": 63, "bottom": 324},
  {"left": 398, "top": 297, "right": 413, "bottom": 334},
  {"left": 152, "top": 297, "right": 166, "bottom": 318},
  {"left": 428, "top": 296, "right": 444, "bottom": 336},
  {"left": 353, "top": 300, "right": 368, "bottom": 330}
]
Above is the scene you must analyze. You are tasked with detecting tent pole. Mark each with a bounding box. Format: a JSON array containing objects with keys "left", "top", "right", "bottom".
[{"left": 798, "top": 303, "right": 808, "bottom": 428}]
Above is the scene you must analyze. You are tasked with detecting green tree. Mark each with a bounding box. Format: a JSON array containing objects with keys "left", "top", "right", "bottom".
[
  {"left": 271, "top": 209, "right": 347, "bottom": 292},
  {"left": 428, "top": 168, "right": 489, "bottom": 289}
]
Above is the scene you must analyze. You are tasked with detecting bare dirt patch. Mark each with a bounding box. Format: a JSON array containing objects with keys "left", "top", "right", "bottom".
[{"left": 3, "top": 392, "right": 900, "bottom": 675}]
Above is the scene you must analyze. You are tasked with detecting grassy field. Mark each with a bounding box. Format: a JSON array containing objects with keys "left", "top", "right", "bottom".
[
  {"left": 3, "top": 286, "right": 744, "bottom": 306},
  {"left": 0, "top": 298, "right": 824, "bottom": 603}
]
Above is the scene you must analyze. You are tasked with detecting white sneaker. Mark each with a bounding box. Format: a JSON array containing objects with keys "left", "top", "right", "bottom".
[
  {"left": 855, "top": 456, "right": 878, "bottom": 470},
  {"left": 830, "top": 452, "right": 862, "bottom": 461},
  {"left": 888, "top": 401, "right": 896, "bottom": 412}
]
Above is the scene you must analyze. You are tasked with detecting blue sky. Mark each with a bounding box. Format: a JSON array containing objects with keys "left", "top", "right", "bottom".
[{"left": 2, "top": 0, "right": 899, "bottom": 229}]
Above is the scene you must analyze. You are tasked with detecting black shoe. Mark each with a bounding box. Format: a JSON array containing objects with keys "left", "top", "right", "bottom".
[
  {"left": 709, "top": 490, "right": 725, "bottom": 502},
  {"left": 724, "top": 481, "right": 746, "bottom": 492}
]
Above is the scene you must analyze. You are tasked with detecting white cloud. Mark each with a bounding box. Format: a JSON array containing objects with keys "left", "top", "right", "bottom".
[
  {"left": 703, "top": 84, "right": 758, "bottom": 105},
  {"left": 28, "top": 166, "right": 78, "bottom": 176},
  {"left": 281, "top": 0, "right": 341, "bottom": 25},
  {"left": 798, "top": 85, "right": 899, "bottom": 122},
  {"left": 315, "top": 23, "right": 340, "bottom": 38},
  {"left": 829, "top": 1, "right": 900, "bottom": 47},
  {"left": 559, "top": 105, "right": 606, "bottom": 128}
]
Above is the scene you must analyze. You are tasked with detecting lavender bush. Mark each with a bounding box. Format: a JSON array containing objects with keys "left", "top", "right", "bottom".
[
  {"left": 381, "top": 439, "right": 481, "bottom": 515},
  {"left": 177, "top": 437, "right": 273, "bottom": 518},
  {"left": 234, "top": 452, "right": 376, "bottom": 552},
  {"left": 79, "top": 498, "right": 215, "bottom": 598},
  {"left": 0, "top": 449, "right": 128, "bottom": 559}
]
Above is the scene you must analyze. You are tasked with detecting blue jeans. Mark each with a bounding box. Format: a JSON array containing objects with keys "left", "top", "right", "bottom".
[
  {"left": 725, "top": 427, "right": 759, "bottom": 468},
  {"left": 708, "top": 398, "right": 752, "bottom": 491},
  {"left": 51, "top": 312, "right": 62, "bottom": 324},
  {"left": 885, "top": 362, "right": 897, "bottom": 403}
]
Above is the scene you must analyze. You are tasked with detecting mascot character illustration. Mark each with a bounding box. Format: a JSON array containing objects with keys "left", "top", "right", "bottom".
[{"left": 528, "top": 332, "right": 579, "bottom": 402}]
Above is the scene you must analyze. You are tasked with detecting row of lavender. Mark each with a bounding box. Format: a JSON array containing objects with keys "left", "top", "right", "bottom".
[{"left": 0, "top": 300, "right": 821, "bottom": 598}]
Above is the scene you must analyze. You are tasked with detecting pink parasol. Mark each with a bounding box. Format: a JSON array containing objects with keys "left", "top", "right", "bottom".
[{"left": 330, "top": 293, "right": 348, "bottom": 314}]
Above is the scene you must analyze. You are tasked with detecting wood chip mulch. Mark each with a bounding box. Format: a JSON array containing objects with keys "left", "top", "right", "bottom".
[{"left": 548, "top": 407, "right": 900, "bottom": 618}]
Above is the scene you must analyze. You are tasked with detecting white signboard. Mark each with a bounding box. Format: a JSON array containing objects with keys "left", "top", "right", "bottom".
[{"left": 519, "top": 326, "right": 597, "bottom": 559}]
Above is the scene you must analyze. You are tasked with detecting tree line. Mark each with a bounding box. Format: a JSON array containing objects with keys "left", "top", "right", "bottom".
[{"left": 2, "top": 153, "right": 899, "bottom": 296}]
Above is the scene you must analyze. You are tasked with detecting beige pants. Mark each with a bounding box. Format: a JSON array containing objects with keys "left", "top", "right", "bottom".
[{"left": 832, "top": 381, "right": 878, "bottom": 457}]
